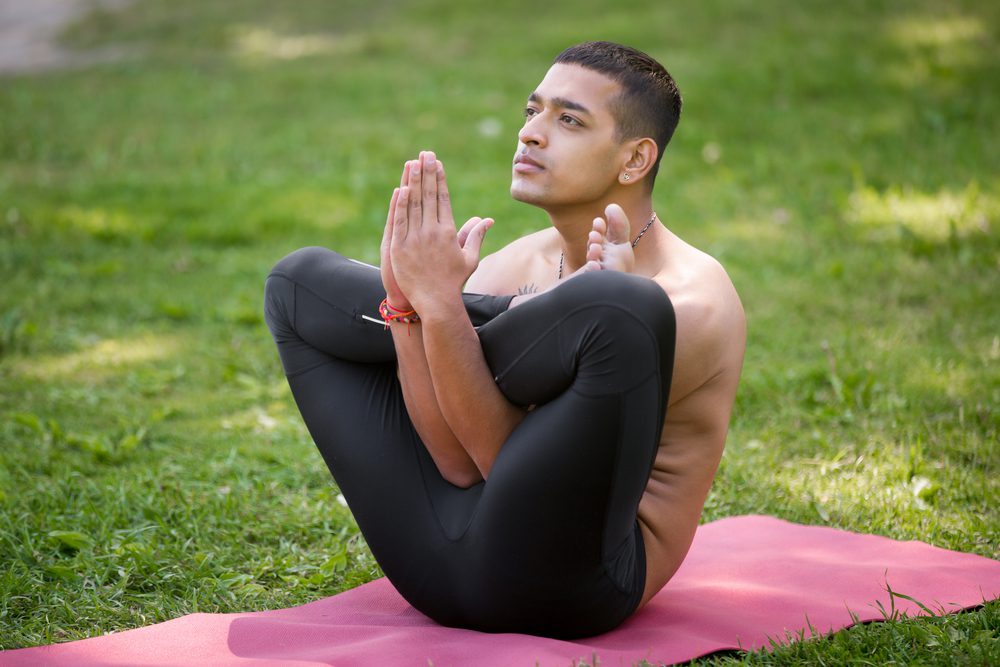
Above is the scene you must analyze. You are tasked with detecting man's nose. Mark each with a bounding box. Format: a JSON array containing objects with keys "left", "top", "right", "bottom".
[{"left": 517, "top": 114, "right": 546, "bottom": 147}]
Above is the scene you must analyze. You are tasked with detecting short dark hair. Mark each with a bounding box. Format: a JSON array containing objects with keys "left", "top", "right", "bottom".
[{"left": 554, "top": 41, "right": 682, "bottom": 187}]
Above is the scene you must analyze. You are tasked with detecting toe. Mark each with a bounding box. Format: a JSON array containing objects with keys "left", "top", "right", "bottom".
[{"left": 604, "top": 204, "right": 630, "bottom": 245}]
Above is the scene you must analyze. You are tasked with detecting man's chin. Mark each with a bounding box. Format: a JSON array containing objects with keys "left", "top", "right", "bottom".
[{"left": 510, "top": 181, "right": 545, "bottom": 206}]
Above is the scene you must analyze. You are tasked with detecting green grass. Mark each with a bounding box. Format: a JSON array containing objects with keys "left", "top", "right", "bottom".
[{"left": 1, "top": 0, "right": 998, "bottom": 662}]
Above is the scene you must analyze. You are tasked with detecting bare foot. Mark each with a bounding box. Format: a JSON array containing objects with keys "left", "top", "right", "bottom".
[{"left": 586, "top": 203, "right": 635, "bottom": 273}]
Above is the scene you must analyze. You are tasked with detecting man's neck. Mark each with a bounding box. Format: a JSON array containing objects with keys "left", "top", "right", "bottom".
[{"left": 547, "top": 198, "right": 656, "bottom": 275}]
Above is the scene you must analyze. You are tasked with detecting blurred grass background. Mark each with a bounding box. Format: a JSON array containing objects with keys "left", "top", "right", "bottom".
[{"left": 1, "top": 0, "right": 997, "bottom": 662}]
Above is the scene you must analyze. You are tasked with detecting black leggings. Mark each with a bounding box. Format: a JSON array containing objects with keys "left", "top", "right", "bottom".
[{"left": 263, "top": 247, "right": 675, "bottom": 638}]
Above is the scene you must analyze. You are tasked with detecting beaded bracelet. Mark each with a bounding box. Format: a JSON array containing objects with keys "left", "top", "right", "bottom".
[{"left": 379, "top": 298, "right": 421, "bottom": 333}]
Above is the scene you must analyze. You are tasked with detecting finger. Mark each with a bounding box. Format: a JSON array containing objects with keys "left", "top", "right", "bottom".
[
  {"left": 383, "top": 187, "right": 400, "bottom": 252},
  {"left": 386, "top": 187, "right": 400, "bottom": 229},
  {"left": 407, "top": 157, "right": 422, "bottom": 226},
  {"left": 421, "top": 151, "right": 438, "bottom": 225},
  {"left": 436, "top": 159, "right": 454, "bottom": 226},
  {"left": 394, "top": 186, "right": 410, "bottom": 240},
  {"left": 400, "top": 160, "right": 411, "bottom": 188},
  {"left": 457, "top": 216, "right": 482, "bottom": 247}
]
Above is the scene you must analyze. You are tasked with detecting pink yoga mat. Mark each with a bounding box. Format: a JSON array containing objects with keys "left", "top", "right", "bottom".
[{"left": 3, "top": 515, "right": 997, "bottom": 666}]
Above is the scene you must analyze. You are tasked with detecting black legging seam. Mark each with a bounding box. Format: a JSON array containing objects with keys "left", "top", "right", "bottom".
[
  {"left": 268, "top": 269, "right": 361, "bottom": 321},
  {"left": 600, "top": 379, "right": 662, "bottom": 596},
  {"left": 284, "top": 357, "right": 338, "bottom": 379},
  {"left": 268, "top": 270, "right": 366, "bottom": 377},
  {"left": 418, "top": 443, "right": 485, "bottom": 545}
]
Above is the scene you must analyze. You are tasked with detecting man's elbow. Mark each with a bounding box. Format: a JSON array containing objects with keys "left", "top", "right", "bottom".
[
  {"left": 442, "top": 467, "right": 484, "bottom": 489},
  {"left": 432, "top": 450, "right": 485, "bottom": 488}
]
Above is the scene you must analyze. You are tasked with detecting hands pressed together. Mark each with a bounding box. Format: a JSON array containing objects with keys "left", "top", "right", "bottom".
[
  {"left": 380, "top": 150, "right": 640, "bottom": 318},
  {"left": 380, "top": 150, "right": 493, "bottom": 316},
  {"left": 375, "top": 150, "right": 639, "bottom": 482}
]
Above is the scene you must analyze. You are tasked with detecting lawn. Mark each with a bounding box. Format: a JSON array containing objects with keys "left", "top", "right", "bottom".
[{"left": 1, "top": 0, "right": 997, "bottom": 663}]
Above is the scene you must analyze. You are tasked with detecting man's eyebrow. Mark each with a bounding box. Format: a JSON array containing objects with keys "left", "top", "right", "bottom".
[{"left": 527, "top": 92, "right": 592, "bottom": 115}]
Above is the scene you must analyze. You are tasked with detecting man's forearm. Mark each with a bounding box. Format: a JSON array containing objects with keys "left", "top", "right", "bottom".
[
  {"left": 390, "top": 323, "right": 483, "bottom": 488},
  {"left": 419, "top": 296, "right": 526, "bottom": 479},
  {"left": 382, "top": 148, "right": 518, "bottom": 478}
]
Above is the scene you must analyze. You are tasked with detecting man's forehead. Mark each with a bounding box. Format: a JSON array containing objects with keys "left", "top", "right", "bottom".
[{"left": 529, "top": 64, "right": 621, "bottom": 115}]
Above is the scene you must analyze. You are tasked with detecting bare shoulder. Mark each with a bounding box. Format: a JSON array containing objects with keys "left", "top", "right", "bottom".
[
  {"left": 655, "top": 243, "right": 746, "bottom": 401},
  {"left": 466, "top": 228, "right": 556, "bottom": 295},
  {"left": 670, "top": 249, "right": 745, "bottom": 341}
]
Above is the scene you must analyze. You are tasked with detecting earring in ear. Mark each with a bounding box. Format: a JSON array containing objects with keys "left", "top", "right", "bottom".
[{"left": 623, "top": 172, "right": 631, "bottom": 181}]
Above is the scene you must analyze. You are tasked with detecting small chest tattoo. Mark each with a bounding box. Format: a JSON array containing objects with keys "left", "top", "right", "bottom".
[{"left": 517, "top": 283, "right": 539, "bottom": 295}]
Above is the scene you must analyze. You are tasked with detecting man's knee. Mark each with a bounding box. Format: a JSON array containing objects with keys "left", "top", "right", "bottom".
[
  {"left": 263, "top": 246, "right": 338, "bottom": 337},
  {"left": 268, "top": 246, "right": 332, "bottom": 283},
  {"left": 556, "top": 272, "right": 676, "bottom": 386},
  {"left": 560, "top": 272, "right": 675, "bottom": 338},
  {"left": 263, "top": 273, "right": 295, "bottom": 339}
]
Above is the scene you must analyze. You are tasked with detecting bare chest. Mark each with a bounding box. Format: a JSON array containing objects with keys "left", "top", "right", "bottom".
[{"left": 507, "top": 256, "right": 562, "bottom": 296}]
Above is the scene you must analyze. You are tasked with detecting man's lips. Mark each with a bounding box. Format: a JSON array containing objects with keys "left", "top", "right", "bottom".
[{"left": 513, "top": 154, "right": 544, "bottom": 173}]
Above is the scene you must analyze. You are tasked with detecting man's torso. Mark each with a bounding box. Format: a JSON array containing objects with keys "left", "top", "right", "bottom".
[{"left": 468, "top": 225, "right": 746, "bottom": 604}]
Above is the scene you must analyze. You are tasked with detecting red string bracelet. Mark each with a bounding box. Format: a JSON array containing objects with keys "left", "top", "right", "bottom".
[{"left": 379, "top": 298, "right": 421, "bottom": 334}]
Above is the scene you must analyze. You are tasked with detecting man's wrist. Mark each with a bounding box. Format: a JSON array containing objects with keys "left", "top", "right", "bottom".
[
  {"left": 385, "top": 295, "right": 413, "bottom": 312},
  {"left": 409, "top": 291, "right": 466, "bottom": 323}
]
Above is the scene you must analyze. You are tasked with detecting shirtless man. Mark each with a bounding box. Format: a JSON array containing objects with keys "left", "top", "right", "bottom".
[{"left": 264, "top": 41, "right": 745, "bottom": 638}]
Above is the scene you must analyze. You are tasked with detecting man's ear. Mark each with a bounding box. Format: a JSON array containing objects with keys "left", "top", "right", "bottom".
[{"left": 618, "top": 137, "right": 658, "bottom": 186}]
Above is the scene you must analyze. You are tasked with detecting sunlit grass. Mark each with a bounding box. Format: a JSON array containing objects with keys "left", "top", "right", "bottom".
[
  {"left": 9, "top": 333, "right": 182, "bottom": 382},
  {"left": 885, "top": 14, "right": 989, "bottom": 89},
  {"left": 231, "top": 25, "right": 369, "bottom": 62},
  {"left": 847, "top": 181, "right": 996, "bottom": 242}
]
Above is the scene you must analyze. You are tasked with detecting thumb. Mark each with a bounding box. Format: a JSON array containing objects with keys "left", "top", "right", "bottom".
[
  {"left": 462, "top": 218, "right": 493, "bottom": 260},
  {"left": 456, "top": 216, "right": 481, "bottom": 248}
]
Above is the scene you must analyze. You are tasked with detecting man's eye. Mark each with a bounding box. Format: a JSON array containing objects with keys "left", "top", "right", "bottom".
[
  {"left": 561, "top": 115, "right": 581, "bottom": 126},
  {"left": 523, "top": 107, "right": 538, "bottom": 118}
]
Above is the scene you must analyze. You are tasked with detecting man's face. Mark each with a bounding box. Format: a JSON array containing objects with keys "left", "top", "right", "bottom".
[{"left": 511, "top": 64, "right": 626, "bottom": 209}]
